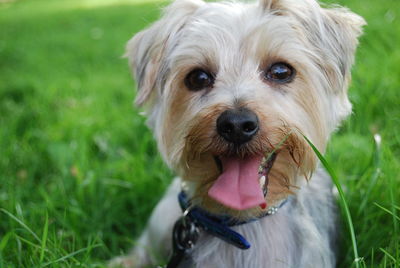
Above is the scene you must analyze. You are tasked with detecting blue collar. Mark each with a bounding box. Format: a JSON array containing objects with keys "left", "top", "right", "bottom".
[{"left": 178, "top": 191, "right": 287, "bottom": 250}]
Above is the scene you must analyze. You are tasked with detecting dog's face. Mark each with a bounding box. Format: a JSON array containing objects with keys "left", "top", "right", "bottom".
[{"left": 127, "top": 0, "right": 364, "bottom": 217}]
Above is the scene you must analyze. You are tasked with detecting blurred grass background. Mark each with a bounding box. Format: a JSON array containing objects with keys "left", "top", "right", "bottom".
[{"left": 0, "top": 0, "right": 399, "bottom": 267}]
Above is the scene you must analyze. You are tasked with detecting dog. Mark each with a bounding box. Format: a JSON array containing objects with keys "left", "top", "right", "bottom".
[{"left": 110, "top": 0, "right": 365, "bottom": 267}]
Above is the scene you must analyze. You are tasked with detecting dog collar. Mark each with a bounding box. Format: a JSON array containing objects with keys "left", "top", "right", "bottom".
[{"left": 178, "top": 191, "right": 287, "bottom": 249}]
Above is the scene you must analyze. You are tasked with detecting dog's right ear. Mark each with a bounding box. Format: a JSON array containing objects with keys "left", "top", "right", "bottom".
[{"left": 126, "top": 0, "right": 204, "bottom": 107}]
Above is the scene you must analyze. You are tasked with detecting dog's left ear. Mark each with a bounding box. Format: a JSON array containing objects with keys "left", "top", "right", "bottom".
[
  {"left": 317, "top": 7, "right": 366, "bottom": 124},
  {"left": 321, "top": 7, "right": 366, "bottom": 86},
  {"left": 275, "top": 1, "right": 366, "bottom": 124},
  {"left": 261, "top": 0, "right": 365, "bottom": 125},
  {"left": 126, "top": 0, "right": 204, "bottom": 107}
]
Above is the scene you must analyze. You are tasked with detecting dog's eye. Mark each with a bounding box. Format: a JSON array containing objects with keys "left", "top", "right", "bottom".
[
  {"left": 265, "top": 63, "right": 295, "bottom": 83},
  {"left": 185, "top": 69, "right": 214, "bottom": 91}
]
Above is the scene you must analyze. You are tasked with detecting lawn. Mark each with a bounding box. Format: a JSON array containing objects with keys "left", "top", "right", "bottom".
[{"left": 0, "top": 0, "right": 399, "bottom": 267}]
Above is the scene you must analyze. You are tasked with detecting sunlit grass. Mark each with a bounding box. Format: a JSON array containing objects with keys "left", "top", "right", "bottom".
[{"left": 0, "top": 0, "right": 164, "bottom": 18}]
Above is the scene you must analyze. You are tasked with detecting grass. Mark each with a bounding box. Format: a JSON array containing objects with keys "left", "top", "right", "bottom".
[{"left": 0, "top": 0, "right": 399, "bottom": 267}]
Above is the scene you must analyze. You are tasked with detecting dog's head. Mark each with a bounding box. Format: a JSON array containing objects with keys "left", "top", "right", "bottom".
[{"left": 127, "top": 0, "right": 364, "bottom": 217}]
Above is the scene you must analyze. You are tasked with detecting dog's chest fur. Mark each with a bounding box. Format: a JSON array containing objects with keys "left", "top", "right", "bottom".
[{"left": 187, "top": 168, "right": 337, "bottom": 268}]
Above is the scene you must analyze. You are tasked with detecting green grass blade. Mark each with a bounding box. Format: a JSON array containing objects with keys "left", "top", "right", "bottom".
[
  {"left": 302, "top": 135, "right": 360, "bottom": 268},
  {"left": 40, "top": 211, "right": 49, "bottom": 263},
  {"left": 41, "top": 244, "right": 102, "bottom": 267},
  {"left": 14, "top": 235, "right": 43, "bottom": 250},
  {"left": 0, "top": 208, "right": 41, "bottom": 243},
  {"left": 0, "top": 232, "right": 13, "bottom": 252},
  {"left": 379, "top": 248, "right": 398, "bottom": 265},
  {"left": 358, "top": 134, "right": 382, "bottom": 214},
  {"left": 263, "top": 130, "right": 293, "bottom": 160},
  {"left": 374, "top": 203, "right": 400, "bottom": 221}
]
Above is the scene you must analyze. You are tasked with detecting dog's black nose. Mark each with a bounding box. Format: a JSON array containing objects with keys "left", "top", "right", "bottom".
[{"left": 216, "top": 108, "right": 259, "bottom": 145}]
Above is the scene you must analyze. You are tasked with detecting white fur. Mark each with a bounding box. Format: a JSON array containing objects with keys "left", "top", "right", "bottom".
[
  {"left": 111, "top": 168, "right": 337, "bottom": 268},
  {"left": 127, "top": 0, "right": 365, "bottom": 167},
  {"left": 192, "top": 167, "right": 337, "bottom": 268},
  {"left": 110, "top": 0, "right": 364, "bottom": 267}
]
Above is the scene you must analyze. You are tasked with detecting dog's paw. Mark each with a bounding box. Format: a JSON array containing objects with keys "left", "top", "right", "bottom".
[{"left": 107, "top": 256, "right": 137, "bottom": 268}]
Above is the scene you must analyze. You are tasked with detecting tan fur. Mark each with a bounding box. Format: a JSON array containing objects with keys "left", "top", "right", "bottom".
[
  {"left": 124, "top": 0, "right": 365, "bottom": 218},
  {"left": 111, "top": 0, "right": 365, "bottom": 266}
]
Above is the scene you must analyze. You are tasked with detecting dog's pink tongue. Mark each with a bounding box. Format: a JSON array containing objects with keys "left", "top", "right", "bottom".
[{"left": 208, "top": 155, "right": 266, "bottom": 210}]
